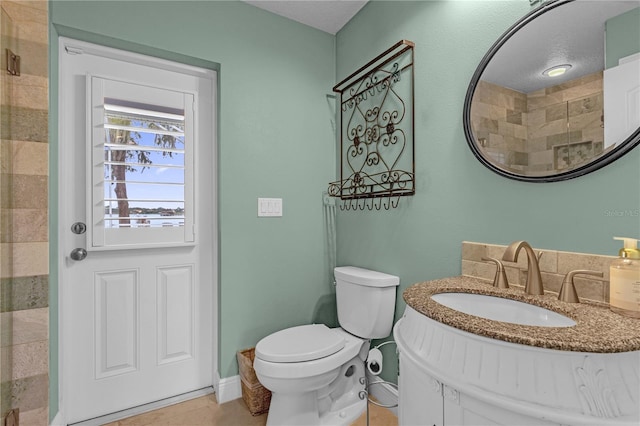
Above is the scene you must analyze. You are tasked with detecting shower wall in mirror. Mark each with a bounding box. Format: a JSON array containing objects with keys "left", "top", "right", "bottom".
[
  {"left": 0, "top": 1, "right": 50, "bottom": 424},
  {"left": 471, "top": 72, "right": 604, "bottom": 173}
]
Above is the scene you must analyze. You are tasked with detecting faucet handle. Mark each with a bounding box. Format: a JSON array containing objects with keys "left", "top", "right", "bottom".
[
  {"left": 558, "top": 270, "right": 604, "bottom": 303},
  {"left": 482, "top": 257, "right": 509, "bottom": 289}
]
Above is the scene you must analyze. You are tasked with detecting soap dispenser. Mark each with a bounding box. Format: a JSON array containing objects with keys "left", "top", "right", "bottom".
[{"left": 610, "top": 237, "right": 640, "bottom": 318}]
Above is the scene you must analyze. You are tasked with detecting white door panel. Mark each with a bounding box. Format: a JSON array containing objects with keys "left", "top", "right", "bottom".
[
  {"left": 157, "top": 264, "right": 195, "bottom": 365},
  {"left": 604, "top": 57, "right": 640, "bottom": 148},
  {"left": 94, "top": 268, "right": 139, "bottom": 379},
  {"left": 59, "top": 38, "right": 216, "bottom": 423}
]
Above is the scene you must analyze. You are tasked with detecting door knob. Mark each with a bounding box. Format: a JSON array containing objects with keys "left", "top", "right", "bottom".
[
  {"left": 70, "top": 248, "right": 87, "bottom": 261},
  {"left": 71, "top": 222, "right": 86, "bottom": 234}
]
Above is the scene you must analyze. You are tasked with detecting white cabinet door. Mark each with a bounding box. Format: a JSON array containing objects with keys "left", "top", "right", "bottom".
[
  {"left": 444, "top": 390, "right": 557, "bottom": 426},
  {"left": 398, "top": 353, "right": 443, "bottom": 426},
  {"left": 398, "top": 352, "right": 558, "bottom": 426}
]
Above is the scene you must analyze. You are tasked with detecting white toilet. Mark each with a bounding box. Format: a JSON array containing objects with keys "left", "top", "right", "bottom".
[{"left": 253, "top": 266, "right": 399, "bottom": 426}]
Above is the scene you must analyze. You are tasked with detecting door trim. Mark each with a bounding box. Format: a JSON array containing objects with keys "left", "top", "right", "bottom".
[{"left": 56, "top": 36, "right": 218, "bottom": 420}]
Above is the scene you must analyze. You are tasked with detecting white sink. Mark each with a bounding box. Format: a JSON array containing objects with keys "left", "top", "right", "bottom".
[{"left": 431, "top": 292, "right": 576, "bottom": 327}]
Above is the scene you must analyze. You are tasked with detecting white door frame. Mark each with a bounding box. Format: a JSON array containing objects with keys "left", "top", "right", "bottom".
[{"left": 56, "top": 37, "right": 219, "bottom": 422}]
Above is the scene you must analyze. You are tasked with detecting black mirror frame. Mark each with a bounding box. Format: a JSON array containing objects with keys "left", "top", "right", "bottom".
[{"left": 463, "top": 0, "right": 640, "bottom": 183}]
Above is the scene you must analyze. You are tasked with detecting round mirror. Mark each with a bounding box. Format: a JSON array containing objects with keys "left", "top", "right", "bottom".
[{"left": 463, "top": 0, "right": 640, "bottom": 182}]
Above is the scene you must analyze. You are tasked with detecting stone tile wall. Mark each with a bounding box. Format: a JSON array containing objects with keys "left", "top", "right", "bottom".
[
  {"left": 0, "top": 0, "right": 49, "bottom": 424},
  {"left": 462, "top": 241, "right": 615, "bottom": 303},
  {"left": 527, "top": 72, "right": 604, "bottom": 172},
  {"left": 470, "top": 80, "right": 528, "bottom": 172},
  {"left": 471, "top": 73, "right": 604, "bottom": 174}
]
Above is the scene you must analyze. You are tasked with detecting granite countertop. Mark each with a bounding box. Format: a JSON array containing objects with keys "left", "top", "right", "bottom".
[{"left": 403, "top": 276, "right": 640, "bottom": 353}]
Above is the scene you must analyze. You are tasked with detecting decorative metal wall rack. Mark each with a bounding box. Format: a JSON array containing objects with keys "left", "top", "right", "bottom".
[{"left": 328, "top": 40, "right": 415, "bottom": 211}]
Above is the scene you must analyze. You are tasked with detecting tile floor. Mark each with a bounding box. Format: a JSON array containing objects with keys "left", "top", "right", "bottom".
[{"left": 104, "top": 393, "right": 398, "bottom": 426}]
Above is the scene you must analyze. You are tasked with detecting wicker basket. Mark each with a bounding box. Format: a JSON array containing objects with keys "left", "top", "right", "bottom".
[
  {"left": 240, "top": 377, "right": 272, "bottom": 416},
  {"left": 237, "top": 348, "right": 271, "bottom": 415}
]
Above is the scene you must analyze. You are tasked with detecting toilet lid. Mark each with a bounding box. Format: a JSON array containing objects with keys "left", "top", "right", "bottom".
[{"left": 255, "top": 324, "right": 346, "bottom": 363}]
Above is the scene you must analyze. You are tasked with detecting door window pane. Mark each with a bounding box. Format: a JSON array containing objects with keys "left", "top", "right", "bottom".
[
  {"left": 103, "top": 102, "right": 186, "bottom": 229},
  {"left": 90, "top": 76, "right": 195, "bottom": 248}
]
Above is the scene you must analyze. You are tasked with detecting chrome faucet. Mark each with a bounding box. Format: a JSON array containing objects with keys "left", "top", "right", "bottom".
[{"left": 502, "top": 241, "right": 544, "bottom": 295}]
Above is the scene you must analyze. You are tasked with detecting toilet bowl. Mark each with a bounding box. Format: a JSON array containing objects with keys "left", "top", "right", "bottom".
[
  {"left": 253, "top": 266, "right": 399, "bottom": 426},
  {"left": 254, "top": 325, "right": 368, "bottom": 425}
]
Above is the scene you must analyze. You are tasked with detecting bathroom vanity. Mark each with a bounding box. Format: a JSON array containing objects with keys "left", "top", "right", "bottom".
[{"left": 394, "top": 276, "right": 640, "bottom": 426}]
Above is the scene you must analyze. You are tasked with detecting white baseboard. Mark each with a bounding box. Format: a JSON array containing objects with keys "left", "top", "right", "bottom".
[
  {"left": 366, "top": 374, "right": 398, "bottom": 416},
  {"left": 214, "top": 373, "right": 242, "bottom": 404},
  {"left": 50, "top": 411, "right": 66, "bottom": 426}
]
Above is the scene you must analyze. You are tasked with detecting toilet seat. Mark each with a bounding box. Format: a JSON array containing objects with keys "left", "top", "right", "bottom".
[
  {"left": 254, "top": 327, "right": 365, "bottom": 380},
  {"left": 255, "top": 324, "right": 345, "bottom": 363}
]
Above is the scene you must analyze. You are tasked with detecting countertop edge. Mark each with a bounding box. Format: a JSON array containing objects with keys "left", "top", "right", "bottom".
[{"left": 403, "top": 276, "right": 640, "bottom": 353}]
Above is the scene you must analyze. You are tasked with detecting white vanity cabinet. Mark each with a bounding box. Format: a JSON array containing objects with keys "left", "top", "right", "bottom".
[
  {"left": 394, "top": 306, "right": 640, "bottom": 426},
  {"left": 398, "top": 351, "right": 554, "bottom": 426}
]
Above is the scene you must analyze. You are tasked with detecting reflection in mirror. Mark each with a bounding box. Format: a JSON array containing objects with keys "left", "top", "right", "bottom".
[{"left": 464, "top": 0, "right": 640, "bottom": 182}]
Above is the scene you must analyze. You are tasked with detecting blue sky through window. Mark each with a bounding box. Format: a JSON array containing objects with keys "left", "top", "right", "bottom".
[{"left": 104, "top": 115, "right": 186, "bottom": 224}]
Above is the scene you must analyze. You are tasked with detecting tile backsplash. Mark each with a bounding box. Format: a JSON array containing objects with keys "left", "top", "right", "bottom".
[{"left": 462, "top": 241, "right": 615, "bottom": 303}]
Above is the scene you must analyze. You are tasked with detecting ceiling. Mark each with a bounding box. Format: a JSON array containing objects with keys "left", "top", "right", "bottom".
[
  {"left": 243, "top": 1, "right": 639, "bottom": 93},
  {"left": 243, "top": 0, "right": 369, "bottom": 34},
  {"left": 482, "top": 0, "right": 639, "bottom": 94}
]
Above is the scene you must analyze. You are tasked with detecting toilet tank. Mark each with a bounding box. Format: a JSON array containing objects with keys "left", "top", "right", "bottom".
[{"left": 334, "top": 266, "right": 400, "bottom": 339}]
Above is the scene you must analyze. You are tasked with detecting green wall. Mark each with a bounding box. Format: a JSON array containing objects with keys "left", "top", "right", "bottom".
[
  {"left": 606, "top": 7, "right": 640, "bottom": 69},
  {"left": 48, "top": 0, "right": 640, "bottom": 415},
  {"left": 49, "top": 0, "right": 336, "bottom": 415},
  {"left": 335, "top": 0, "right": 640, "bottom": 383}
]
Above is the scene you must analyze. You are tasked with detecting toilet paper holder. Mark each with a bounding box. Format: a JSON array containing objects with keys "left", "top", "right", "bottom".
[
  {"left": 363, "top": 340, "right": 398, "bottom": 410},
  {"left": 366, "top": 348, "right": 383, "bottom": 375},
  {"left": 366, "top": 340, "right": 396, "bottom": 376}
]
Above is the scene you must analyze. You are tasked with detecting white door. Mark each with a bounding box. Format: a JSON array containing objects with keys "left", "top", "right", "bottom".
[
  {"left": 604, "top": 56, "right": 640, "bottom": 149},
  {"left": 58, "top": 38, "right": 217, "bottom": 423}
]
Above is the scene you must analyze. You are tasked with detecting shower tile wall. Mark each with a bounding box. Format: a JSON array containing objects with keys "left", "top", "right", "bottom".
[
  {"left": 1, "top": 0, "right": 49, "bottom": 424},
  {"left": 528, "top": 72, "right": 604, "bottom": 171},
  {"left": 471, "top": 72, "right": 604, "bottom": 173},
  {"left": 471, "top": 80, "right": 528, "bottom": 170}
]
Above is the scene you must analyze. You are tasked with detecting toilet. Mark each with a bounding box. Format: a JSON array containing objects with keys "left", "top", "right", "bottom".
[{"left": 253, "top": 266, "right": 399, "bottom": 425}]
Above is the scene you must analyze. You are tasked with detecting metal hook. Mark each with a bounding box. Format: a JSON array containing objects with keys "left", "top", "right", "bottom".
[
  {"left": 383, "top": 196, "right": 391, "bottom": 210},
  {"left": 335, "top": 195, "right": 402, "bottom": 211}
]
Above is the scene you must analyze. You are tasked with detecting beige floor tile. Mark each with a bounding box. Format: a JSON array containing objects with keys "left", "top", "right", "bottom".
[
  {"left": 104, "top": 393, "right": 397, "bottom": 426},
  {"left": 352, "top": 404, "right": 398, "bottom": 426}
]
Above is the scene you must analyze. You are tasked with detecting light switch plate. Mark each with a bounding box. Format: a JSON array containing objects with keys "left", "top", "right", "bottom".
[{"left": 258, "top": 198, "right": 283, "bottom": 217}]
